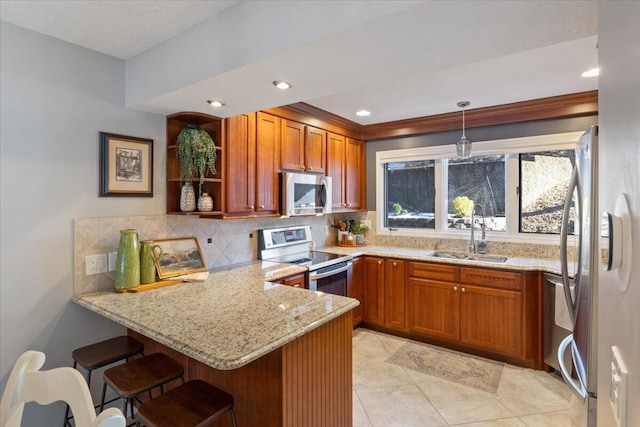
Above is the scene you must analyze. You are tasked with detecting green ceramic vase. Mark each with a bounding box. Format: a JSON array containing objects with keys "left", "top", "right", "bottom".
[
  {"left": 140, "top": 240, "right": 161, "bottom": 284},
  {"left": 114, "top": 229, "right": 140, "bottom": 290}
]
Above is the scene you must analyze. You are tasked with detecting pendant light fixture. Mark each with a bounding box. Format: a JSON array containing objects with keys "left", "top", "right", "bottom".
[{"left": 456, "top": 101, "right": 471, "bottom": 159}]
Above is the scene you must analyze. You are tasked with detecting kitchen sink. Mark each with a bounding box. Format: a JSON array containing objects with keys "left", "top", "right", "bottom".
[{"left": 431, "top": 251, "right": 508, "bottom": 263}]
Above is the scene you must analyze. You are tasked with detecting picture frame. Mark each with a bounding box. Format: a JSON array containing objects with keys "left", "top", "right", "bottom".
[
  {"left": 152, "top": 237, "right": 208, "bottom": 279},
  {"left": 100, "top": 132, "right": 153, "bottom": 197}
]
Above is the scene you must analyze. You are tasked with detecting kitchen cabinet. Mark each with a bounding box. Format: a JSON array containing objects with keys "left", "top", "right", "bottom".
[
  {"left": 280, "top": 120, "right": 326, "bottom": 174},
  {"left": 225, "top": 112, "right": 280, "bottom": 217},
  {"left": 166, "top": 112, "right": 224, "bottom": 216},
  {"left": 327, "top": 133, "right": 365, "bottom": 211},
  {"left": 348, "top": 257, "right": 364, "bottom": 327},
  {"left": 279, "top": 273, "right": 305, "bottom": 289},
  {"left": 385, "top": 259, "right": 406, "bottom": 330},
  {"left": 407, "top": 262, "right": 527, "bottom": 360},
  {"left": 362, "top": 257, "right": 385, "bottom": 326}
]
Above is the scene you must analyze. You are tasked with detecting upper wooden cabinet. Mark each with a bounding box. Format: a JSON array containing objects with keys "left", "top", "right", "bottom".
[
  {"left": 327, "top": 133, "right": 365, "bottom": 211},
  {"left": 166, "top": 112, "right": 224, "bottom": 216},
  {"left": 225, "top": 112, "right": 280, "bottom": 217},
  {"left": 280, "top": 120, "right": 326, "bottom": 174}
]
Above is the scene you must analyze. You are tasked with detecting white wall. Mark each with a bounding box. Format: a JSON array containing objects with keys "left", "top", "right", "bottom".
[
  {"left": 597, "top": 2, "right": 640, "bottom": 426},
  {"left": 0, "top": 22, "right": 165, "bottom": 423}
]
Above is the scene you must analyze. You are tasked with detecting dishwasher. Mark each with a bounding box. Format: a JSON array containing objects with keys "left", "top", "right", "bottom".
[{"left": 543, "top": 273, "right": 573, "bottom": 371}]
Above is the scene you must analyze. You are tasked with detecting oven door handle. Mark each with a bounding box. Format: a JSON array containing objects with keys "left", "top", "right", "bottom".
[{"left": 308, "top": 261, "right": 352, "bottom": 281}]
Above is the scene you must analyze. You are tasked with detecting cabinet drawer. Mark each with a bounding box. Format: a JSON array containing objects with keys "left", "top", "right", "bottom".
[
  {"left": 460, "top": 267, "right": 521, "bottom": 291},
  {"left": 408, "top": 262, "right": 458, "bottom": 282}
]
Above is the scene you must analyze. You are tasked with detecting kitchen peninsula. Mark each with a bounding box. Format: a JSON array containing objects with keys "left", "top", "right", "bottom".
[{"left": 73, "top": 261, "right": 359, "bottom": 427}]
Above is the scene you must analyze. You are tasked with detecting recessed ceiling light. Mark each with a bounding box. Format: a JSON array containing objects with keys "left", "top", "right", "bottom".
[
  {"left": 273, "top": 80, "right": 292, "bottom": 90},
  {"left": 356, "top": 110, "right": 371, "bottom": 117},
  {"left": 207, "top": 100, "right": 225, "bottom": 107},
  {"left": 581, "top": 68, "right": 599, "bottom": 78}
]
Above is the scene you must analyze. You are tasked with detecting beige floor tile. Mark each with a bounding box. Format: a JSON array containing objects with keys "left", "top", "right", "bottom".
[
  {"left": 520, "top": 410, "right": 571, "bottom": 427},
  {"left": 449, "top": 418, "right": 528, "bottom": 427},
  {"left": 353, "top": 390, "right": 373, "bottom": 427},
  {"left": 353, "top": 331, "right": 394, "bottom": 359},
  {"left": 353, "top": 356, "right": 413, "bottom": 390},
  {"left": 357, "top": 384, "right": 448, "bottom": 427},
  {"left": 407, "top": 368, "right": 514, "bottom": 425},
  {"left": 495, "top": 366, "right": 571, "bottom": 416}
]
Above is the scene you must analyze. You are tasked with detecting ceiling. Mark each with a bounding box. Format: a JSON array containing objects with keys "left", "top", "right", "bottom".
[{"left": 0, "top": 1, "right": 599, "bottom": 125}]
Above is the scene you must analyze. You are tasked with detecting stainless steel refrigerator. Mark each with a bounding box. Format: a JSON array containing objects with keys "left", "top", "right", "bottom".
[{"left": 557, "top": 124, "right": 598, "bottom": 426}]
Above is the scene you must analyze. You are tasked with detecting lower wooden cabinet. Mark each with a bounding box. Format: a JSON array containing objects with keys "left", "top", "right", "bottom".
[
  {"left": 385, "top": 259, "right": 406, "bottom": 330},
  {"left": 407, "top": 278, "right": 460, "bottom": 341},
  {"left": 281, "top": 273, "right": 305, "bottom": 289},
  {"left": 348, "top": 257, "right": 364, "bottom": 327},
  {"left": 362, "top": 257, "right": 385, "bottom": 326}
]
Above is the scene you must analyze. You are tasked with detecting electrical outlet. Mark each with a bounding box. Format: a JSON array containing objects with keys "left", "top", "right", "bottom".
[
  {"left": 107, "top": 252, "right": 117, "bottom": 272},
  {"left": 86, "top": 254, "right": 108, "bottom": 275},
  {"left": 610, "top": 346, "right": 628, "bottom": 427}
]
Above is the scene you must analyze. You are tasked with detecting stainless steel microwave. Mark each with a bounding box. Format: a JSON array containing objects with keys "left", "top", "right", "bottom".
[{"left": 281, "top": 172, "right": 332, "bottom": 216}]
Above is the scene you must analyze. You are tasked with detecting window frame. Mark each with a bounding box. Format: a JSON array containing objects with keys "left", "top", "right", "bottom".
[{"left": 375, "top": 131, "right": 583, "bottom": 244}]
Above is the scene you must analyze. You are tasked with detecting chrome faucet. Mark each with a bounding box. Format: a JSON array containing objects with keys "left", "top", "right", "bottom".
[{"left": 469, "top": 204, "right": 487, "bottom": 254}]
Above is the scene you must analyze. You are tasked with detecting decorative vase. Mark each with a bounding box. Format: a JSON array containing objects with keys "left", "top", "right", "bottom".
[
  {"left": 180, "top": 182, "right": 196, "bottom": 212},
  {"left": 355, "top": 234, "right": 366, "bottom": 245},
  {"left": 114, "top": 229, "right": 140, "bottom": 291},
  {"left": 140, "top": 240, "right": 161, "bottom": 284},
  {"left": 198, "top": 192, "right": 214, "bottom": 212}
]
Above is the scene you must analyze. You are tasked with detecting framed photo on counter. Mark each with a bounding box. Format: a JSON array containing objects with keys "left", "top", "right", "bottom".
[
  {"left": 100, "top": 132, "right": 153, "bottom": 197},
  {"left": 152, "top": 237, "right": 207, "bottom": 279}
]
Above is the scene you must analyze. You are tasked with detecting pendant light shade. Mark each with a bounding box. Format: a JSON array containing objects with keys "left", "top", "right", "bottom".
[{"left": 456, "top": 101, "right": 471, "bottom": 159}]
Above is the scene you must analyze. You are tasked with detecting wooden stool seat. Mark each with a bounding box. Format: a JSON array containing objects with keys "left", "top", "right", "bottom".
[
  {"left": 103, "top": 353, "right": 184, "bottom": 398},
  {"left": 137, "top": 380, "right": 237, "bottom": 427},
  {"left": 72, "top": 336, "right": 144, "bottom": 370}
]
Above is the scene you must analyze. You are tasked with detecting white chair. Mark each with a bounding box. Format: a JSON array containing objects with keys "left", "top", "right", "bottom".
[{"left": 0, "top": 350, "right": 125, "bottom": 427}]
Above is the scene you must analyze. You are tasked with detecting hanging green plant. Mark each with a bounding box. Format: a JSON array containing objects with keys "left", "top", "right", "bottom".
[{"left": 176, "top": 124, "right": 217, "bottom": 196}]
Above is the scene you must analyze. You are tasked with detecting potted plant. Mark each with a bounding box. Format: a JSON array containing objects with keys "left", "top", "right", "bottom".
[
  {"left": 176, "top": 125, "right": 217, "bottom": 211},
  {"left": 349, "top": 221, "right": 369, "bottom": 245}
]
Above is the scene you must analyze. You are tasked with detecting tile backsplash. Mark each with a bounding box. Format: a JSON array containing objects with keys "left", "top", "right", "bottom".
[{"left": 74, "top": 212, "right": 365, "bottom": 294}]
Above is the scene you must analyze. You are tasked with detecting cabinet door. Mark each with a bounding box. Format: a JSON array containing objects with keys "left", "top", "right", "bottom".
[
  {"left": 407, "top": 278, "right": 460, "bottom": 342},
  {"left": 280, "top": 119, "right": 305, "bottom": 172},
  {"left": 385, "top": 259, "right": 406, "bottom": 330},
  {"left": 282, "top": 273, "right": 305, "bottom": 289},
  {"left": 348, "top": 257, "right": 364, "bottom": 327},
  {"left": 255, "top": 112, "right": 280, "bottom": 215},
  {"left": 460, "top": 284, "right": 523, "bottom": 358},
  {"left": 345, "top": 138, "right": 364, "bottom": 210},
  {"left": 225, "top": 113, "right": 256, "bottom": 215},
  {"left": 304, "top": 126, "right": 327, "bottom": 174},
  {"left": 326, "top": 132, "right": 346, "bottom": 209},
  {"left": 363, "top": 257, "right": 385, "bottom": 326}
]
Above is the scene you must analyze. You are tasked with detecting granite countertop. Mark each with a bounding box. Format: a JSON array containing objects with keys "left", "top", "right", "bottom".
[
  {"left": 73, "top": 260, "right": 359, "bottom": 371},
  {"left": 318, "top": 245, "right": 568, "bottom": 276}
]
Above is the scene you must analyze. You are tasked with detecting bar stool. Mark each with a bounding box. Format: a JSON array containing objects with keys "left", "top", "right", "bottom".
[
  {"left": 137, "top": 380, "right": 237, "bottom": 427},
  {"left": 99, "top": 353, "right": 185, "bottom": 420},
  {"left": 64, "top": 336, "right": 144, "bottom": 426}
]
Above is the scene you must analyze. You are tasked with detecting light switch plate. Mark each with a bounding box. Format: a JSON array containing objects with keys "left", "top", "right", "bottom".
[
  {"left": 85, "top": 254, "right": 108, "bottom": 275},
  {"left": 610, "top": 345, "right": 628, "bottom": 427}
]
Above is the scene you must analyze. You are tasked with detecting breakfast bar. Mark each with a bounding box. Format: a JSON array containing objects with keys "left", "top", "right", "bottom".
[{"left": 73, "top": 261, "right": 359, "bottom": 427}]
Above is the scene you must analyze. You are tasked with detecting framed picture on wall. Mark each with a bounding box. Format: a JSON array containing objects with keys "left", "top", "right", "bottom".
[
  {"left": 99, "top": 132, "right": 153, "bottom": 197},
  {"left": 152, "top": 237, "right": 208, "bottom": 279}
]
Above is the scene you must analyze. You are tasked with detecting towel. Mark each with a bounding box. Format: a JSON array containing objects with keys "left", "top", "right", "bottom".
[{"left": 555, "top": 282, "right": 574, "bottom": 331}]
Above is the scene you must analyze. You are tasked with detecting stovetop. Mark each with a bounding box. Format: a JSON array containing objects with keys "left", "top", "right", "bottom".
[{"left": 266, "top": 251, "right": 351, "bottom": 271}]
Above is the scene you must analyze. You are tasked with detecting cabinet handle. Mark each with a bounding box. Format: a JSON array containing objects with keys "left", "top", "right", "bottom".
[
  {"left": 378, "top": 260, "right": 382, "bottom": 265},
  {"left": 301, "top": 165, "right": 306, "bottom": 170},
  {"left": 293, "top": 284, "right": 300, "bottom": 288},
  {"left": 346, "top": 203, "right": 351, "bottom": 207},
  {"left": 462, "top": 287, "right": 466, "bottom": 292},
  {"left": 392, "top": 262, "right": 397, "bottom": 267},
  {"left": 250, "top": 205, "right": 255, "bottom": 210},
  {"left": 453, "top": 286, "right": 458, "bottom": 291},
  {"left": 308, "top": 166, "right": 313, "bottom": 170},
  {"left": 259, "top": 205, "right": 264, "bottom": 209}
]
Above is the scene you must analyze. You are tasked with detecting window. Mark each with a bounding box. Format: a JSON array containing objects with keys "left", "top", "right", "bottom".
[
  {"left": 385, "top": 160, "right": 435, "bottom": 229},
  {"left": 375, "top": 132, "right": 583, "bottom": 241},
  {"left": 519, "top": 150, "right": 575, "bottom": 234},
  {"left": 447, "top": 155, "right": 506, "bottom": 232}
]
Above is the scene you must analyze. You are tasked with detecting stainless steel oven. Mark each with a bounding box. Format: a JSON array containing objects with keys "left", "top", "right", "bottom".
[{"left": 258, "top": 225, "right": 352, "bottom": 296}]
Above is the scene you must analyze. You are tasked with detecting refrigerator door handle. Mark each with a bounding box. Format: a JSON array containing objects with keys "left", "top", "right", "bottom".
[
  {"left": 558, "top": 334, "right": 587, "bottom": 399},
  {"left": 560, "top": 166, "right": 581, "bottom": 325}
]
